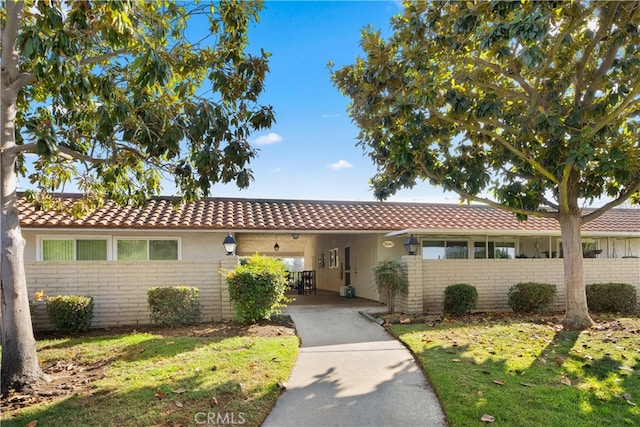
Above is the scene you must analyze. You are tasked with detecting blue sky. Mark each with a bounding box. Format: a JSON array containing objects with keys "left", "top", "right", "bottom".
[{"left": 206, "top": 1, "right": 459, "bottom": 203}]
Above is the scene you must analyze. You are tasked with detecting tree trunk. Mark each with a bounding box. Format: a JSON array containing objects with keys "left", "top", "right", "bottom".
[
  {"left": 1, "top": 0, "right": 48, "bottom": 389},
  {"left": 0, "top": 156, "right": 49, "bottom": 394},
  {"left": 558, "top": 212, "right": 595, "bottom": 330}
]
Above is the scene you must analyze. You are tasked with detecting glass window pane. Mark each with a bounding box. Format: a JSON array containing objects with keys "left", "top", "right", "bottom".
[
  {"left": 474, "top": 242, "right": 487, "bottom": 259},
  {"left": 495, "top": 242, "right": 515, "bottom": 259},
  {"left": 445, "top": 241, "right": 468, "bottom": 259},
  {"left": 43, "top": 240, "right": 74, "bottom": 261},
  {"left": 149, "top": 240, "right": 178, "bottom": 260},
  {"left": 77, "top": 240, "right": 107, "bottom": 260},
  {"left": 422, "top": 241, "right": 445, "bottom": 259},
  {"left": 118, "top": 240, "right": 147, "bottom": 260}
]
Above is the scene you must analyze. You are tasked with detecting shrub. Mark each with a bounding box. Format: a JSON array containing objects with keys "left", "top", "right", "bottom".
[
  {"left": 147, "top": 286, "right": 202, "bottom": 326},
  {"left": 586, "top": 283, "right": 637, "bottom": 313},
  {"left": 443, "top": 283, "right": 478, "bottom": 314},
  {"left": 508, "top": 282, "right": 556, "bottom": 313},
  {"left": 226, "top": 254, "right": 289, "bottom": 323},
  {"left": 372, "top": 260, "right": 408, "bottom": 314},
  {"left": 46, "top": 295, "right": 94, "bottom": 332}
]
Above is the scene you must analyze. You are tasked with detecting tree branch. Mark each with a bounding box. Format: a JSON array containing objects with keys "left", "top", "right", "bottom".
[
  {"left": 431, "top": 109, "right": 559, "bottom": 184},
  {"left": 78, "top": 49, "right": 130, "bottom": 67},
  {"left": 581, "top": 179, "right": 640, "bottom": 224},
  {"left": 575, "top": 2, "right": 619, "bottom": 105},
  {"left": 446, "top": 186, "right": 557, "bottom": 219},
  {"left": 591, "top": 81, "right": 640, "bottom": 135},
  {"left": 1, "top": 1, "right": 24, "bottom": 81}
]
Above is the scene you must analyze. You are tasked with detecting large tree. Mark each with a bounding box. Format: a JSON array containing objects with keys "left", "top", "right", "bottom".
[
  {"left": 1, "top": 0, "right": 274, "bottom": 392},
  {"left": 332, "top": 0, "right": 640, "bottom": 330}
]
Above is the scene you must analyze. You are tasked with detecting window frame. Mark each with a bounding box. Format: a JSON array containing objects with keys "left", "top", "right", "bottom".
[
  {"left": 37, "top": 235, "right": 111, "bottom": 261},
  {"left": 421, "top": 239, "right": 470, "bottom": 259},
  {"left": 114, "top": 237, "right": 181, "bottom": 261}
]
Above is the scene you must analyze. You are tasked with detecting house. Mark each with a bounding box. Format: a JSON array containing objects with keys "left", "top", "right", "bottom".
[{"left": 18, "top": 194, "right": 640, "bottom": 329}]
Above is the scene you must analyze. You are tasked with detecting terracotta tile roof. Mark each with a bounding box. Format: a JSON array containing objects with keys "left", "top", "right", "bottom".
[{"left": 17, "top": 194, "right": 640, "bottom": 234}]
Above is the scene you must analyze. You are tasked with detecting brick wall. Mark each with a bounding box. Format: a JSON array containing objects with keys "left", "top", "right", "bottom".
[
  {"left": 399, "top": 258, "right": 640, "bottom": 314},
  {"left": 26, "top": 260, "right": 237, "bottom": 330}
]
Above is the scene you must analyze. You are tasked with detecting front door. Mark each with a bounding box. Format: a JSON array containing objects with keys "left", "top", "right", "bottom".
[{"left": 344, "top": 246, "right": 351, "bottom": 286}]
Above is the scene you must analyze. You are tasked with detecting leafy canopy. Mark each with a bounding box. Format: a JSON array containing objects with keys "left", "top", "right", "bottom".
[
  {"left": 5, "top": 0, "right": 274, "bottom": 210},
  {"left": 332, "top": 0, "right": 640, "bottom": 219}
]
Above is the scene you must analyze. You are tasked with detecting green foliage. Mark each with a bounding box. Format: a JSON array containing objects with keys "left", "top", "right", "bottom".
[
  {"left": 4, "top": 0, "right": 275, "bottom": 209},
  {"left": 147, "top": 286, "right": 202, "bottom": 326},
  {"left": 45, "top": 295, "right": 94, "bottom": 332},
  {"left": 372, "top": 260, "right": 408, "bottom": 314},
  {"left": 332, "top": 1, "right": 640, "bottom": 214},
  {"left": 508, "top": 282, "right": 557, "bottom": 314},
  {"left": 586, "top": 282, "right": 637, "bottom": 313},
  {"left": 226, "top": 254, "right": 289, "bottom": 323},
  {"left": 443, "top": 283, "right": 478, "bottom": 314}
]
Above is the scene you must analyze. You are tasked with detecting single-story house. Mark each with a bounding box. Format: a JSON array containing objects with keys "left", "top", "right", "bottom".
[{"left": 18, "top": 194, "right": 640, "bottom": 330}]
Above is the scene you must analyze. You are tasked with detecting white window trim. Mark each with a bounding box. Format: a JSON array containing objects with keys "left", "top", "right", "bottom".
[
  {"left": 114, "top": 237, "right": 182, "bottom": 261},
  {"left": 37, "top": 235, "right": 112, "bottom": 261}
]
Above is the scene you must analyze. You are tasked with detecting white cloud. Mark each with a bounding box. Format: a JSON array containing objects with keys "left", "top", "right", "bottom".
[
  {"left": 328, "top": 160, "right": 353, "bottom": 171},
  {"left": 252, "top": 132, "right": 283, "bottom": 146}
]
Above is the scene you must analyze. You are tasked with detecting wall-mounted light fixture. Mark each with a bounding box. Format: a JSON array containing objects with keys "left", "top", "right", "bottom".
[
  {"left": 274, "top": 235, "right": 280, "bottom": 252},
  {"left": 404, "top": 234, "right": 419, "bottom": 255},
  {"left": 291, "top": 233, "right": 300, "bottom": 240},
  {"left": 223, "top": 233, "right": 237, "bottom": 255}
]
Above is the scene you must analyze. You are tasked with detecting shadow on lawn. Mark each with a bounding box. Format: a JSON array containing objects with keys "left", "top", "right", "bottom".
[
  {"left": 401, "top": 322, "right": 639, "bottom": 426},
  {"left": 3, "top": 371, "right": 279, "bottom": 427}
]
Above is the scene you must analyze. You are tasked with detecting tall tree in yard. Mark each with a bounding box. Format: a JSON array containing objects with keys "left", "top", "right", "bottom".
[
  {"left": 333, "top": 1, "right": 640, "bottom": 330},
  {"left": 1, "top": 0, "right": 273, "bottom": 392}
]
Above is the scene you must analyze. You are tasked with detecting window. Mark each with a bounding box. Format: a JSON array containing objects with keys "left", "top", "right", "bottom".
[
  {"left": 473, "top": 240, "right": 516, "bottom": 259},
  {"left": 116, "top": 239, "right": 179, "bottom": 260},
  {"left": 494, "top": 242, "right": 516, "bottom": 259},
  {"left": 41, "top": 238, "right": 108, "bottom": 261},
  {"left": 422, "top": 240, "right": 468, "bottom": 259}
]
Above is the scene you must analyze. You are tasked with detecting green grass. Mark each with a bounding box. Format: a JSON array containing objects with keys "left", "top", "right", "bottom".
[
  {"left": 391, "top": 316, "right": 640, "bottom": 426},
  {"left": 2, "top": 330, "right": 298, "bottom": 427}
]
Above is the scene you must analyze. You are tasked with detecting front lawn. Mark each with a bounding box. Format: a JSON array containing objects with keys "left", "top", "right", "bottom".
[
  {"left": 391, "top": 314, "right": 640, "bottom": 427},
  {"left": 1, "top": 322, "right": 298, "bottom": 427}
]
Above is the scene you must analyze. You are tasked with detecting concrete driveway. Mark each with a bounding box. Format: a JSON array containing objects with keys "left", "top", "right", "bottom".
[{"left": 262, "top": 297, "right": 447, "bottom": 427}]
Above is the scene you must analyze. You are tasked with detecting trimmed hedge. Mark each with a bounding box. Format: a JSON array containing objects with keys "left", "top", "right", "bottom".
[
  {"left": 586, "top": 282, "right": 637, "bottom": 313},
  {"left": 443, "top": 283, "right": 478, "bottom": 314},
  {"left": 226, "top": 254, "right": 289, "bottom": 323},
  {"left": 46, "top": 295, "right": 94, "bottom": 332},
  {"left": 147, "top": 286, "right": 202, "bottom": 326},
  {"left": 508, "top": 282, "right": 556, "bottom": 313}
]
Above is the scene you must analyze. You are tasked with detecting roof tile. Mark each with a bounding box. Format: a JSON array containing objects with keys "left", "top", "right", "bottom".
[{"left": 16, "top": 194, "right": 640, "bottom": 234}]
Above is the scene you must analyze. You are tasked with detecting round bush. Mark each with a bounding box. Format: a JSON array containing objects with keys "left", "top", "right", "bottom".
[
  {"left": 443, "top": 283, "right": 478, "bottom": 314},
  {"left": 46, "top": 295, "right": 94, "bottom": 332},
  {"left": 147, "top": 286, "right": 202, "bottom": 326},
  {"left": 226, "top": 254, "right": 289, "bottom": 323},
  {"left": 586, "top": 283, "right": 637, "bottom": 313},
  {"left": 508, "top": 282, "right": 556, "bottom": 313}
]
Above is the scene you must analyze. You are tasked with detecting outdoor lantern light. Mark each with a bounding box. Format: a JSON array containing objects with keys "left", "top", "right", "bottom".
[
  {"left": 274, "top": 235, "right": 280, "bottom": 252},
  {"left": 404, "top": 234, "right": 419, "bottom": 255},
  {"left": 223, "top": 233, "right": 237, "bottom": 255}
]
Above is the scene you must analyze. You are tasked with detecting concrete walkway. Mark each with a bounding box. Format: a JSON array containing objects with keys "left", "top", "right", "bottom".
[{"left": 262, "top": 298, "right": 447, "bottom": 427}]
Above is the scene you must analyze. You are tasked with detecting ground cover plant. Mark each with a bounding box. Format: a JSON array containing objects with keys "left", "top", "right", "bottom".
[
  {"left": 1, "top": 320, "right": 297, "bottom": 427},
  {"left": 390, "top": 314, "right": 640, "bottom": 427}
]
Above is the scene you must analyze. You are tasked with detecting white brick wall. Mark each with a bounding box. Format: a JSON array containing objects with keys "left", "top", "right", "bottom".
[
  {"left": 403, "top": 259, "right": 640, "bottom": 314},
  {"left": 26, "top": 260, "right": 235, "bottom": 330}
]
